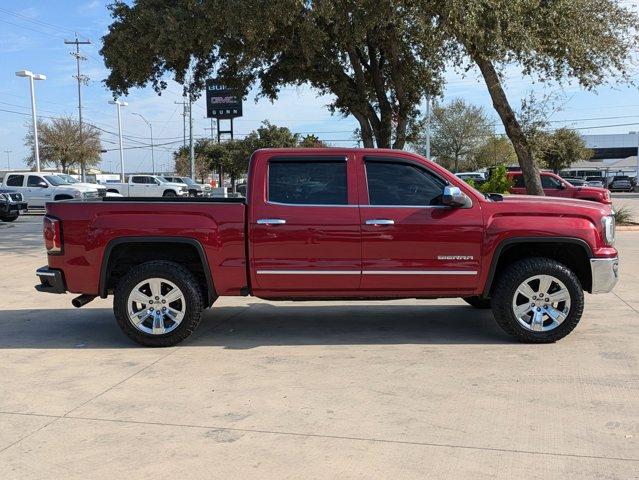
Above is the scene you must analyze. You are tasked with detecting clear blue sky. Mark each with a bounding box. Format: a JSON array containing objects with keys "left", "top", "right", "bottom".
[{"left": 1, "top": 1, "right": 639, "bottom": 173}]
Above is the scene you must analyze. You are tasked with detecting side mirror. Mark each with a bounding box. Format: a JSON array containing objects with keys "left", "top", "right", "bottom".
[
  {"left": 557, "top": 183, "right": 565, "bottom": 190},
  {"left": 38, "top": 181, "right": 48, "bottom": 188},
  {"left": 442, "top": 185, "right": 470, "bottom": 208}
]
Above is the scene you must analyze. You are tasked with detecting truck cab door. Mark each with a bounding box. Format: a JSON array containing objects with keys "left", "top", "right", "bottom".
[
  {"left": 357, "top": 155, "right": 483, "bottom": 296},
  {"left": 541, "top": 174, "right": 571, "bottom": 198},
  {"left": 27, "top": 175, "right": 50, "bottom": 207},
  {"left": 248, "top": 153, "right": 361, "bottom": 296},
  {"left": 129, "top": 176, "right": 148, "bottom": 196}
]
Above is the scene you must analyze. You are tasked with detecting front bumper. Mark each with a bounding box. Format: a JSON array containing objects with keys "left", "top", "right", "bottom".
[
  {"left": 1, "top": 202, "right": 28, "bottom": 215},
  {"left": 35, "top": 266, "right": 67, "bottom": 294},
  {"left": 590, "top": 257, "right": 619, "bottom": 294}
]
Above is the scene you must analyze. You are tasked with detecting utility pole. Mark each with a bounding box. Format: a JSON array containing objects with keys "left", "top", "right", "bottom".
[
  {"left": 65, "top": 35, "right": 91, "bottom": 181},
  {"left": 174, "top": 98, "right": 188, "bottom": 148},
  {"left": 4, "top": 150, "right": 11, "bottom": 170},
  {"left": 424, "top": 96, "right": 432, "bottom": 159},
  {"left": 108, "top": 100, "right": 128, "bottom": 181},
  {"left": 189, "top": 96, "right": 195, "bottom": 180}
]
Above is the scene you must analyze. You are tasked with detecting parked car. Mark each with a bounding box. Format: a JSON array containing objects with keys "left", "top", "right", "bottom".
[
  {"left": 563, "top": 177, "right": 587, "bottom": 187},
  {"left": 456, "top": 172, "right": 486, "bottom": 185},
  {"left": 36, "top": 148, "right": 618, "bottom": 347},
  {"left": 104, "top": 175, "right": 189, "bottom": 197},
  {"left": 162, "top": 176, "right": 212, "bottom": 197},
  {"left": 53, "top": 173, "right": 113, "bottom": 198},
  {"left": 508, "top": 171, "right": 611, "bottom": 204},
  {"left": 607, "top": 176, "right": 633, "bottom": 192},
  {"left": 2, "top": 172, "right": 102, "bottom": 208},
  {"left": 586, "top": 176, "right": 605, "bottom": 188},
  {"left": 0, "top": 187, "right": 28, "bottom": 222}
]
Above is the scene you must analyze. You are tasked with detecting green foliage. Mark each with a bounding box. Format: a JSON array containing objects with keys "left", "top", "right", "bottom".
[
  {"left": 414, "top": 98, "right": 493, "bottom": 173},
  {"left": 24, "top": 117, "right": 102, "bottom": 173},
  {"left": 473, "top": 135, "right": 517, "bottom": 169},
  {"left": 537, "top": 128, "right": 593, "bottom": 172},
  {"left": 478, "top": 166, "right": 512, "bottom": 194},
  {"left": 101, "top": 0, "right": 447, "bottom": 149},
  {"left": 613, "top": 205, "right": 634, "bottom": 225}
]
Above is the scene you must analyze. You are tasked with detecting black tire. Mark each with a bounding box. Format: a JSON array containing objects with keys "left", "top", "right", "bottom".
[
  {"left": 491, "top": 257, "right": 584, "bottom": 343},
  {"left": 0, "top": 214, "right": 19, "bottom": 222},
  {"left": 114, "top": 261, "right": 204, "bottom": 347},
  {"left": 463, "top": 296, "right": 491, "bottom": 309},
  {"left": 163, "top": 190, "right": 177, "bottom": 197}
]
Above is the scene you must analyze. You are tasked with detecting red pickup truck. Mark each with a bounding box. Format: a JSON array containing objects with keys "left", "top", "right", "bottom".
[
  {"left": 508, "top": 171, "right": 612, "bottom": 204},
  {"left": 36, "top": 148, "right": 619, "bottom": 346}
]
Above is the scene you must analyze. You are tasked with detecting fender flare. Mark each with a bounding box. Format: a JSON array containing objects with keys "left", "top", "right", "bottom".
[
  {"left": 482, "top": 236, "right": 593, "bottom": 297},
  {"left": 98, "top": 236, "right": 216, "bottom": 305}
]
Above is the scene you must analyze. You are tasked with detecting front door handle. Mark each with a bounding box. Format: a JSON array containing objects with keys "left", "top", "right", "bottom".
[
  {"left": 365, "top": 219, "right": 395, "bottom": 226},
  {"left": 257, "top": 218, "right": 286, "bottom": 225}
]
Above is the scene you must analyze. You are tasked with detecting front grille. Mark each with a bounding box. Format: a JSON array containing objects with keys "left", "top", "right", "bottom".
[{"left": 9, "top": 193, "right": 22, "bottom": 202}]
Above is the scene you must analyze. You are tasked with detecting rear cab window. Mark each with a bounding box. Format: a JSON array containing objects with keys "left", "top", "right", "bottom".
[{"left": 268, "top": 158, "right": 348, "bottom": 205}]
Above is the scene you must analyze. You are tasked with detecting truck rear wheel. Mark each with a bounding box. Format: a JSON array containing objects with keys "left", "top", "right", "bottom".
[
  {"left": 163, "top": 190, "right": 177, "bottom": 197},
  {"left": 114, "top": 261, "right": 204, "bottom": 347},
  {"left": 491, "top": 258, "right": 584, "bottom": 343},
  {"left": 0, "top": 214, "right": 18, "bottom": 222}
]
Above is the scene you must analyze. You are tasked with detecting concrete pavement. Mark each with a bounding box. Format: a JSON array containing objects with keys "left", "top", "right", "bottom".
[{"left": 0, "top": 216, "right": 637, "bottom": 479}]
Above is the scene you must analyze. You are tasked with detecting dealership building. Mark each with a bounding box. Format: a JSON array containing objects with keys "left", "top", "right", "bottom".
[{"left": 564, "top": 133, "right": 639, "bottom": 178}]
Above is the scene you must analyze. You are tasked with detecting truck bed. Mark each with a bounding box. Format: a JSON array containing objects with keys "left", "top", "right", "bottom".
[{"left": 102, "top": 196, "right": 246, "bottom": 203}]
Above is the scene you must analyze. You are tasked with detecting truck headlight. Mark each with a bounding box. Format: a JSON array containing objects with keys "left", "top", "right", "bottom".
[{"left": 602, "top": 215, "right": 615, "bottom": 246}]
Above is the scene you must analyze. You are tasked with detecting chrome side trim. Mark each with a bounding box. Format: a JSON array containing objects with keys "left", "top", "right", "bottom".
[
  {"left": 257, "top": 270, "right": 360, "bottom": 275},
  {"left": 256, "top": 269, "right": 477, "bottom": 276},
  {"left": 590, "top": 257, "right": 619, "bottom": 294},
  {"left": 266, "top": 201, "right": 357, "bottom": 208},
  {"left": 363, "top": 270, "right": 477, "bottom": 275}
]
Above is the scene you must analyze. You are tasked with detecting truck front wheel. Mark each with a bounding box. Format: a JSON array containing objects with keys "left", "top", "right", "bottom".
[
  {"left": 114, "top": 261, "right": 204, "bottom": 347},
  {"left": 163, "top": 190, "right": 177, "bottom": 197},
  {"left": 491, "top": 258, "right": 584, "bottom": 343},
  {"left": 0, "top": 214, "right": 19, "bottom": 222}
]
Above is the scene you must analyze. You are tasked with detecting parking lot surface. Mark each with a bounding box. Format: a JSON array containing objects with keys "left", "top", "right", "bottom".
[{"left": 0, "top": 215, "right": 637, "bottom": 479}]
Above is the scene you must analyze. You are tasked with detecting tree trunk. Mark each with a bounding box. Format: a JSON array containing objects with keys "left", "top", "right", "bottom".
[
  {"left": 353, "top": 112, "right": 375, "bottom": 147},
  {"left": 473, "top": 55, "right": 544, "bottom": 196}
]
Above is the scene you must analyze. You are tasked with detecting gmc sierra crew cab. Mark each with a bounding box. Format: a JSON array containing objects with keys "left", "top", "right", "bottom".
[{"left": 35, "top": 148, "right": 619, "bottom": 347}]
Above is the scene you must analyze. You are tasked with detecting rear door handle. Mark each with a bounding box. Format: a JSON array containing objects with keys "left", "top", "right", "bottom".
[
  {"left": 365, "top": 219, "right": 395, "bottom": 226},
  {"left": 257, "top": 218, "right": 286, "bottom": 225}
]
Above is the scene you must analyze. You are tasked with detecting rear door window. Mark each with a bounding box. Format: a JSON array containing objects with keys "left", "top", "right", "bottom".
[
  {"left": 268, "top": 159, "right": 348, "bottom": 205},
  {"left": 6, "top": 175, "right": 24, "bottom": 187}
]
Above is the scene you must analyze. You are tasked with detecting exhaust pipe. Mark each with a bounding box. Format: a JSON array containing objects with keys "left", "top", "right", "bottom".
[{"left": 72, "top": 294, "right": 96, "bottom": 308}]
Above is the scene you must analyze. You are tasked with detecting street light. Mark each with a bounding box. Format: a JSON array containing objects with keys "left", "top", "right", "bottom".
[
  {"left": 108, "top": 99, "right": 128, "bottom": 181},
  {"left": 131, "top": 112, "right": 154, "bottom": 174},
  {"left": 15, "top": 70, "right": 46, "bottom": 172}
]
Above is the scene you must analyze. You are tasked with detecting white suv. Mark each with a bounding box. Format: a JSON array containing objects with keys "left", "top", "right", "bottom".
[{"left": 2, "top": 172, "right": 101, "bottom": 208}]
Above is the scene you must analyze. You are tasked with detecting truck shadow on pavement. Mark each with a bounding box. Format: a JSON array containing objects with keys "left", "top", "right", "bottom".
[{"left": 0, "top": 302, "right": 510, "bottom": 349}]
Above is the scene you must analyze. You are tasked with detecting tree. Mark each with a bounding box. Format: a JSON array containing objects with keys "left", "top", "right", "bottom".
[
  {"left": 416, "top": 99, "right": 492, "bottom": 172},
  {"left": 473, "top": 136, "right": 517, "bottom": 170},
  {"left": 537, "top": 128, "right": 593, "bottom": 173},
  {"left": 435, "top": 0, "right": 639, "bottom": 195},
  {"left": 100, "top": 0, "right": 446, "bottom": 149},
  {"left": 24, "top": 117, "right": 102, "bottom": 172},
  {"left": 299, "top": 134, "right": 328, "bottom": 148},
  {"left": 173, "top": 139, "right": 212, "bottom": 182}
]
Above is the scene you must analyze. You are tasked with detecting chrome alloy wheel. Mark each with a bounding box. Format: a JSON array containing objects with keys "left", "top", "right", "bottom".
[
  {"left": 127, "top": 278, "right": 186, "bottom": 335},
  {"left": 511, "top": 274, "right": 571, "bottom": 332}
]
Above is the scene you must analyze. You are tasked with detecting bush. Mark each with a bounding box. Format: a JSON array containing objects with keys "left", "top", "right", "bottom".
[
  {"left": 478, "top": 165, "right": 512, "bottom": 194},
  {"left": 613, "top": 205, "right": 634, "bottom": 225}
]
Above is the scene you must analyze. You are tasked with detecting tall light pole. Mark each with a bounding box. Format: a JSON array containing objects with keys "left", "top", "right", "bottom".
[
  {"left": 4, "top": 150, "right": 11, "bottom": 170},
  {"left": 15, "top": 70, "right": 46, "bottom": 172},
  {"left": 131, "top": 112, "right": 155, "bottom": 174},
  {"left": 108, "top": 100, "right": 128, "bottom": 181}
]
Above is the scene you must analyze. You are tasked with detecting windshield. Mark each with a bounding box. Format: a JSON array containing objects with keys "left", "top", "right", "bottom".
[
  {"left": 182, "top": 177, "right": 197, "bottom": 186},
  {"left": 44, "top": 175, "right": 67, "bottom": 186},
  {"left": 56, "top": 174, "right": 79, "bottom": 184},
  {"left": 164, "top": 177, "right": 184, "bottom": 183}
]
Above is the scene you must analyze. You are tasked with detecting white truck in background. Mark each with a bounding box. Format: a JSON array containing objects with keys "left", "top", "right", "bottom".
[
  {"left": 2, "top": 172, "right": 104, "bottom": 207},
  {"left": 102, "top": 175, "right": 189, "bottom": 197}
]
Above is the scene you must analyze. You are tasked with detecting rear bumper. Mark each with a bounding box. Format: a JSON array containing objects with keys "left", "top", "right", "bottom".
[
  {"left": 590, "top": 257, "right": 619, "bottom": 294},
  {"left": 35, "top": 266, "right": 67, "bottom": 294}
]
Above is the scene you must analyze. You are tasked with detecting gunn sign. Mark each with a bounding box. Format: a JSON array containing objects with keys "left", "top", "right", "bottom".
[{"left": 205, "top": 80, "right": 243, "bottom": 119}]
